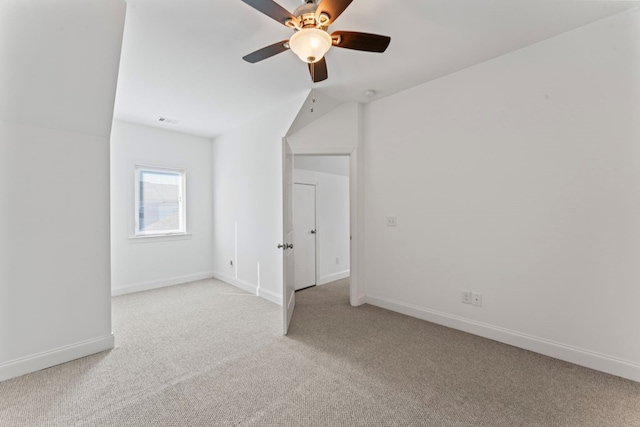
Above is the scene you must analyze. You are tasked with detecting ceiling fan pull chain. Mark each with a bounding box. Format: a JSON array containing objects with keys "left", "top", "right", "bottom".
[
  {"left": 310, "top": 67, "right": 315, "bottom": 97},
  {"left": 311, "top": 88, "right": 316, "bottom": 113}
]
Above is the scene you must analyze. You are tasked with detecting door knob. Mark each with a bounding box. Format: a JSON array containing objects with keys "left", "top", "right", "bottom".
[
  {"left": 310, "top": 229, "right": 316, "bottom": 234},
  {"left": 277, "top": 244, "right": 285, "bottom": 249},
  {"left": 287, "top": 243, "right": 294, "bottom": 249}
]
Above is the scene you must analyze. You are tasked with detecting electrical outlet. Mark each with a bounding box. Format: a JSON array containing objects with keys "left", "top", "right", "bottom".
[
  {"left": 471, "top": 292, "right": 482, "bottom": 307},
  {"left": 386, "top": 216, "right": 397, "bottom": 227},
  {"left": 461, "top": 290, "right": 472, "bottom": 304}
]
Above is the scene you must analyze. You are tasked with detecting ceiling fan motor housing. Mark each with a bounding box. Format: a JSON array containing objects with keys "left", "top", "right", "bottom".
[{"left": 293, "top": 3, "right": 321, "bottom": 28}]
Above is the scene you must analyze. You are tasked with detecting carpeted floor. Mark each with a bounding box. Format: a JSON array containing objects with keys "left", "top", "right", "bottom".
[{"left": 0, "top": 278, "right": 639, "bottom": 426}]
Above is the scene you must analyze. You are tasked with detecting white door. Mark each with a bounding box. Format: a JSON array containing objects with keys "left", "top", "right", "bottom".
[
  {"left": 293, "top": 183, "right": 316, "bottom": 290},
  {"left": 282, "top": 138, "right": 295, "bottom": 335}
]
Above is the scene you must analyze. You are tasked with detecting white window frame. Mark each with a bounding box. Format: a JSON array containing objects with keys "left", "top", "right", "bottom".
[{"left": 134, "top": 165, "right": 186, "bottom": 237}]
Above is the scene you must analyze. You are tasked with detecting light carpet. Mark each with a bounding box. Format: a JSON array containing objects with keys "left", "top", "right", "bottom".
[{"left": 1, "top": 278, "right": 639, "bottom": 426}]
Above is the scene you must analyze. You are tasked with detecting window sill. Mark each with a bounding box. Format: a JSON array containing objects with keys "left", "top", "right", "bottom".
[{"left": 128, "top": 233, "right": 192, "bottom": 244}]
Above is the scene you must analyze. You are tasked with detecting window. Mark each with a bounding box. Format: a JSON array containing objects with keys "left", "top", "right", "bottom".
[{"left": 134, "top": 166, "right": 186, "bottom": 236}]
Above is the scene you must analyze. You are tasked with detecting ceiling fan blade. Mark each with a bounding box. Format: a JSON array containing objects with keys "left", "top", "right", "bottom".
[
  {"left": 240, "top": 0, "right": 299, "bottom": 27},
  {"left": 243, "top": 40, "right": 290, "bottom": 63},
  {"left": 331, "top": 31, "right": 391, "bottom": 53},
  {"left": 315, "top": 0, "right": 353, "bottom": 25},
  {"left": 308, "top": 57, "right": 328, "bottom": 83}
]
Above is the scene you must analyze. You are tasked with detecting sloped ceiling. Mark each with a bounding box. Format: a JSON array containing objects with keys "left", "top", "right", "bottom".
[{"left": 113, "top": 0, "right": 639, "bottom": 138}]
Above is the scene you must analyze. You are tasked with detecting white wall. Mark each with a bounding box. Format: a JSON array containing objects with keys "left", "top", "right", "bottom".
[
  {"left": 0, "top": 0, "right": 126, "bottom": 381},
  {"left": 295, "top": 155, "right": 349, "bottom": 177},
  {"left": 287, "top": 91, "right": 342, "bottom": 137},
  {"left": 288, "top": 102, "right": 360, "bottom": 154},
  {"left": 287, "top": 101, "right": 365, "bottom": 305},
  {"left": 211, "top": 95, "right": 307, "bottom": 304},
  {"left": 295, "top": 163, "right": 351, "bottom": 285},
  {"left": 362, "top": 10, "right": 640, "bottom": 381},
  {"left": 110, "top": 120, "right": 214, "bottom": 295}
]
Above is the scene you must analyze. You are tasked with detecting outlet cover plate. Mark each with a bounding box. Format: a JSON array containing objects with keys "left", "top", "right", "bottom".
[
  {"left": 462, "top": 290, "right": 472, "bottom": 304},
  {"left": 471, "top": 292, "right": 482, "bottom": 307}
]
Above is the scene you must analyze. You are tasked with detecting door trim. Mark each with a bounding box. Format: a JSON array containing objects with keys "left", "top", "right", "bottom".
[{"left": 290, "top": 148, "right": 362, "bottom": 307}]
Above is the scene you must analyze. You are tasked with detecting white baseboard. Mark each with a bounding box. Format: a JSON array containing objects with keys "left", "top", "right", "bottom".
[
  {"left": 319, "top": 270, "right": 350, "bottom": 285},
  {"left": 0, "top": 334, "right": 114, "bottom": 382},
  {"left": 258, "top": 287, "right": 282, "bottom": 306},
  {"left": 212, "top": 272, "right": 283, "bottom": 306},
  {"left": 366, "top": 294, "right": 640, "bottom": 383},
  {"left": 351, "top": 293, "right": 366, "bottom": 307},
  {"left": 211, "top": 271, "right": 257, "bottom": 295},
  {"left": 111, "top": 271, "right": 215, "bottom": 296}
]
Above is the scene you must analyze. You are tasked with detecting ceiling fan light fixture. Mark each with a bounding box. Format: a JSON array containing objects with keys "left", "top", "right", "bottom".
[{"left": 289, "top": 28, "right": 332, "bottom": 63}]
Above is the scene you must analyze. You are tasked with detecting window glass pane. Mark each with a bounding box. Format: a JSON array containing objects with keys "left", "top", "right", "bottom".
[{"left": 139, "top": 170, "right": 181, "bottom": 233}]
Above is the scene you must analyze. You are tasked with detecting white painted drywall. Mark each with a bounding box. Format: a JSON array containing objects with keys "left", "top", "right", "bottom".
[
  {"left": 362, "top": 9, "right": 640, "bottom": 381},
  {"left": 211, "top": 95, "right": 307, "bottom": 305},
  {"left": 295, "top": 155, "right": 349, "bottom": 177},
  {"left": 287, "top": 100, "right": 365, "bottom": 306},
  {"left": 287, "top": 102, "right": 359, "bottom": 154},
  {"left": 0, "top": 0, "right": 126, "bottom": 381},
  {"left": 295, "top": 164, "right": 350, "bottom": 285},
  {"left": 287, "top": 91, "right": 342, "bottom": 137},
  {"left": 110, "top": 121, "right": 214, "bottom": 295}
]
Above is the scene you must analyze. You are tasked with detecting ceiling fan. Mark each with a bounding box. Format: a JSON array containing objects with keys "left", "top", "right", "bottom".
[{"left": 240, "top": 0, "right": 391, "bottom": 83}]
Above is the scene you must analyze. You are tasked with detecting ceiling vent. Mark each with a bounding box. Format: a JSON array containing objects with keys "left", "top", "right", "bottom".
[{"left": 158, "top": 117, "right": 180, "bottom": 125}]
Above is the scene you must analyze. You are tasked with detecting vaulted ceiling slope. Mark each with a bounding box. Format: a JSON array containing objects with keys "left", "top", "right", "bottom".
[{"left": 113, "top": 0, "right": 639, "bottom": 138}]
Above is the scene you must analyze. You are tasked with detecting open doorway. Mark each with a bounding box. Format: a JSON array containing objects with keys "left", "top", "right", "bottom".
[
  {"left": 293, "top": 155, "right": 350, "bottom": 293},
  {"left": 283, "top": 98, "right": 363, "bottom": 321}
]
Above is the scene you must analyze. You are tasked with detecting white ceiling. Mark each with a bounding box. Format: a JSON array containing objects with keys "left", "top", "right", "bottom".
[{"left": 113, "top": 0, "right": 639, "bottom": 138}]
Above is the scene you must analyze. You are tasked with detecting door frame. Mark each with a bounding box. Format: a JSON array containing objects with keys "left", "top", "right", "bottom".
[
  {"left": 289, "top": 148, "right": 362, "bottom": 307},
  {"left": 293, "top": 181, "right": 319, "bottom": 289}
]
